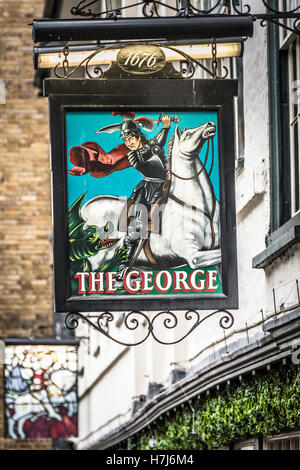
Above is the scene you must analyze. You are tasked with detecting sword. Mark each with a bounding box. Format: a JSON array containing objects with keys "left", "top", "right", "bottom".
[{"left": 154, "top": 114, "right": 180, "bottom": 129}]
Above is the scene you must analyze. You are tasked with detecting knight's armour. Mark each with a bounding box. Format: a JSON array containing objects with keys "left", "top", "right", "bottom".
[{"left": 128, "top": 127, "right": 169, "bottom": 180}]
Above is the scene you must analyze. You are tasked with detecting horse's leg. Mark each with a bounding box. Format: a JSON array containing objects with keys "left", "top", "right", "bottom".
[
  {"left": 8, "top": 416, "right": 17, "bottom": 439},
  {"left": 17, "top": 414, "right": 29, "bottom": 439},
  {"left": 16, "top": 410, "right": 43, "bottom": 438},
  {"left": 43, "top": 401, "right": 62, "bottom": 422},
  {"left": 187, "top": 248, "right": 221, "bottom": 269},
  {"left": 67, "top": 392, "right": 76, "bottom": 417}
]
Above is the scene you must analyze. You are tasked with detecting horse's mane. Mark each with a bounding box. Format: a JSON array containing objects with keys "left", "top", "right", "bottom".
[{"left": 166, "top": 134, "right": 175, "bottom": 169}]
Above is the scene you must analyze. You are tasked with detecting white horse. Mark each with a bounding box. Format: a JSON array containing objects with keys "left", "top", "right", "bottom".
[{"left": 81, "top": 121, "right": 221, "bottom": 271}]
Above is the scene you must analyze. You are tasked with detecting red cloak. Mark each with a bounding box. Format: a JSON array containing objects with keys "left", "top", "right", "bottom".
[{"left": 68, "top": 141, "right": 130, "bottom": 178}]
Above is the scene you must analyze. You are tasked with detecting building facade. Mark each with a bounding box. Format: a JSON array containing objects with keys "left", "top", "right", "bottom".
[
  {"left": 0, "top": 0, "right": 54, "bottom": 450},
  {"left": 1, "top": 0, "right": 300, "bottom": 452},
  {"left": 68, "top": 0, "right": 300, "bottom": 451}
]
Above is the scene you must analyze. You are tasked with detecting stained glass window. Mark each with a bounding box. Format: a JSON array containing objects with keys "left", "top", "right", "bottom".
[{"left": 4, "top": 344, "right": 78, "bottom": 439}]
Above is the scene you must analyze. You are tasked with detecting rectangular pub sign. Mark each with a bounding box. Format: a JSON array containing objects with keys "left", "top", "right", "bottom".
[{"left": 46, "top": 79, "right": 238, "bottom": 312}]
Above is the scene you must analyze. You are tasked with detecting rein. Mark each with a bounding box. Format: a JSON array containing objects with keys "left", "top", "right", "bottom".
[{"left": 170, "top": 137, "right": 212, "bottom": 181}]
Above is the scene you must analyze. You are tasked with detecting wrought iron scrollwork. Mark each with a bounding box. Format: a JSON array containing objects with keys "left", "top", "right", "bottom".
[
  {"left": 54, "top": 45, "right": 109, "bottom": 79},
  {"left": 65, "top": 309, "right": 234, "bottom": 346},
  {"left": 164, "top": 43, "right": 228, "bottom": 79},
  {"left": 142, "top": 1, "right": 161, "bottom": 17},
  {"left": 70, "top": 0, "right": 300, "bottom": 35},
  {"left": 294, "top": 18, "right": 300, "bottom": 32},
  {"left": 187, "top": 0, "right": 223, "bottom": 15},
  {"left": 231, "top": 1, "right": 251, "bottom": 15},
  {"left": 70, "top": 1, "right": 300, "bottom": 18},
  {"left": 259, "top": 16, "right": 299, "bottom": 36},
  {"left": 262, "top": 1, "right": 300, "bottom": 15},
  {"left": 53, "top": 42, "right": 228, "bottom": 80}
]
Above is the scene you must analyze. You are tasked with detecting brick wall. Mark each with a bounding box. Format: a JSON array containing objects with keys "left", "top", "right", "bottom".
[{"left": 0, "top": 1, "right": 53, "bottom": 450}]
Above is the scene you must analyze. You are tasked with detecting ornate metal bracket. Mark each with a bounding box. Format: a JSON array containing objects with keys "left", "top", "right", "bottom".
[
  {"left": 65, "top": 309, "right": 234, "bottom": 346},
  {"left": 53, "top": 42, "right": 228, "bottom": 80},
  {"left": 70, "top": 1, "right": 300, "bottom": 36}
]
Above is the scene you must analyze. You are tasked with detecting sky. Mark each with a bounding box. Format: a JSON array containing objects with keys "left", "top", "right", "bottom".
[{"left": 66, "top": 110, "right": 220, "bottom": 207}]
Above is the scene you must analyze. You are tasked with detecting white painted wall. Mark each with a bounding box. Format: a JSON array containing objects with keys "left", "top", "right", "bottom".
[{"left": 75, "top": 2, "right": 300, "bottom": 449}]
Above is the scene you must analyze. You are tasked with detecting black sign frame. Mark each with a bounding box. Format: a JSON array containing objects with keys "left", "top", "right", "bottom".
[{"left": 45, "top": 78, "right": 238, "bottom": 313}]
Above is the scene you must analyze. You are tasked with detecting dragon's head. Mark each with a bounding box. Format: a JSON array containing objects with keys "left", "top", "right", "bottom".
[
  {"left": 69, "top": 194, "right": 119, "bottom": 263},
  {"left": 95, "top": 221, "right": 119, "bottom": 250}
]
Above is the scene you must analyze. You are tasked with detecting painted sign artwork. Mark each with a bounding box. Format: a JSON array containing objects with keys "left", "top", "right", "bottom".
[
  {"left": 5, "top": 345, "right": 77, "bottom": 439},
  {"left": 67, "top": 110, "right": 222, "bottom": 298}
]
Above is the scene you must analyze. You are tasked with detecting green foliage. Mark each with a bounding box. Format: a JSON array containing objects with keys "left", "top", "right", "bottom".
[{"left": 120, "top": 363, "right": 300, "bottom": 450}]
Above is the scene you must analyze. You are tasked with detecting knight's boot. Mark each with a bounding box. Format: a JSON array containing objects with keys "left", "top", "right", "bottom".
[{"left": 114, "top": 238, "right": 139, "bottom": 288}]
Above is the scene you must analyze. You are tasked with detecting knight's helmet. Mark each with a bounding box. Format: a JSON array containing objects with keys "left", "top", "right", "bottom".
[
  {"left": 96, "top": 111, "right": 153, "bottom": 137},
  {"left": 120, "top": 119, "right": 143, "bottom": 139}
]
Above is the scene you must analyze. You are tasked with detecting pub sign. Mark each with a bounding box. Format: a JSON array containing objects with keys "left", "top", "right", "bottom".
[{"left": 45, "top": 77, "right": 238, "bottom": 312}]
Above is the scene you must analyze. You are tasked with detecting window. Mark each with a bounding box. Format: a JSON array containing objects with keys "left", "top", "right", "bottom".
[
  {"left": 253, "top": 1, "right": 300, "bottom": 268},
  {"left": 264, "top": 431, "right": 300, "bottom": 450},
  {"left": 269, "top": 1, "right": 300, "bottom": 230},
  {"left": 233, "top": 439, "right": 260, "bottom": 450},
  {"left": 287, "top": 36, "right": 300, "bottom": 215},
  {"left": 279, "top": 1, "right": 300, "bottom": 217}
]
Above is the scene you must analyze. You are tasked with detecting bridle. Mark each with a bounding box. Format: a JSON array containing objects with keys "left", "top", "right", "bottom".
[{"left": 170, "top": 136, "right": 214, "bottom": 181}]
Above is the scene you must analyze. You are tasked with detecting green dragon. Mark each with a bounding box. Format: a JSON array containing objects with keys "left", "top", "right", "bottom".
[{"left": 69, "top": 193, "right": 128, "bottom": 295}]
